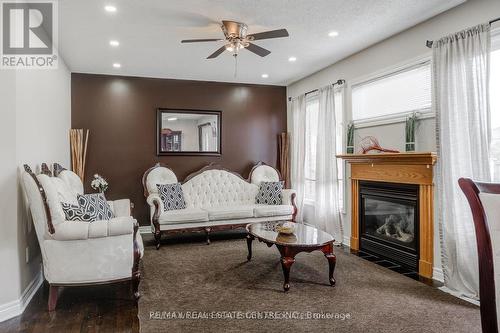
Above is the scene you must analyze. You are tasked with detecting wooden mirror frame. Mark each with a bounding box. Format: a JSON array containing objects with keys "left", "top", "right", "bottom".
[{"left": 156, "top": 108, "right": 222, "bottom": 156}]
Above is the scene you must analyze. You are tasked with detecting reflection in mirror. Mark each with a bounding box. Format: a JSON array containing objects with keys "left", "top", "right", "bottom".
[{"left": 157, "top": 109, "right": 221, "bottom": 155}]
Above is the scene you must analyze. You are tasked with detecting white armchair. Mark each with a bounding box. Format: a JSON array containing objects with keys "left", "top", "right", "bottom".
[{"left": 22, "top": 164, "right": 143, "bottom": 311}]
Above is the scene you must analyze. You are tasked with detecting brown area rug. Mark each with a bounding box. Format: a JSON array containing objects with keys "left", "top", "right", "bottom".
[{"left": 138, "top": 235, "right": 480, "bottom": 333}]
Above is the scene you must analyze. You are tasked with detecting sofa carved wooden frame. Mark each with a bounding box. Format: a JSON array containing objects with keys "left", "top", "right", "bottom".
[
  {"left": 142, "top": 162, "right": 298, "bottom": 250},
  {"left": 23, "top": 164, "right": 141, "bottom": 312}
]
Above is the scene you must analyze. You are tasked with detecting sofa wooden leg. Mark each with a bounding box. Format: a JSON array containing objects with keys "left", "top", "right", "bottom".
[
  {"left": 132, "top": 224, "right": 141, "bottom": 299},
  {"left": 154, "top": 231, "right": 161, "bottom": 250},
  {"left": 48, "top": 285, "right": 59, "bottom": 312},
  {"left": 132, "top": 273, "right": 141, "bottom": 300},
  {"left": 246, "top": 234, "right": 254, "bottom": 261},
  {"left": 205, "top": 227, "right": 211, "bottom": 245}
]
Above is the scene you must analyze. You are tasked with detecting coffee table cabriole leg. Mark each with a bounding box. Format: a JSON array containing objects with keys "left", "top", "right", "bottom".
[
  {"left": 322, "top": 243, "right": 337, "bottom": 286},
  {"left": 280, "top": 257, "right": 295, "bottom": 292},
  {"left": 246, "top": 234, "right": 254, "bottom": 261},
  {"left": 277, "top": 245, "right": 297, "bottom": 292}
]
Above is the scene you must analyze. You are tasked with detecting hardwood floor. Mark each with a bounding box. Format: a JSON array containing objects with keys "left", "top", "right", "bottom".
[
  {"left": 0, "top": 232, "right": 238, "bottom": 333},
  {"left": 0, "top": 281, "right": 139, "bottom": 333}
]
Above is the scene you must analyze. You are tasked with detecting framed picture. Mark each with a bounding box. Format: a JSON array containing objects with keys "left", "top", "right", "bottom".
[{"left": 156, "top": 108, "right": 222, "bottom": 156}]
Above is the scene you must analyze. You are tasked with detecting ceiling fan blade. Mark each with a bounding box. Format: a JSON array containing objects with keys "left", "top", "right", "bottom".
[
  {"left": 246, "top": 43, "right": 271, "bottom": 57},
  {"left": 181, "top": 38, "right": 223, "bottom": 43},
  {"left": 207, "top": 46, "right": 227, "bottom": 59},
  {"left": 247, "top": 29, "right": 289, "bottom": 40}
]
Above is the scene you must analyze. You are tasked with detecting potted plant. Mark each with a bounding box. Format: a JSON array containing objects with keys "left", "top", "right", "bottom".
[
  {"left": 405, "top": 113, "right": 418, "bottom": 152},
  {"left": 346, "top": 122, "right": 355, "bottom": 154}
]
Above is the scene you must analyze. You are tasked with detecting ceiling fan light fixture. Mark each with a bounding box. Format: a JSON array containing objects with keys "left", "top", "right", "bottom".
[
  {"left": 225, "top": 42, "right": 244, "bottom": 53},
  {"left": 181, "top": 20, "right": 289, "bottom": 63}
]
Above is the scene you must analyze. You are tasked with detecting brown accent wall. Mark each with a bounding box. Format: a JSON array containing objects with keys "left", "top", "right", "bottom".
[{"left": 71, "top": 73, "right": 287, "bottom": 225}]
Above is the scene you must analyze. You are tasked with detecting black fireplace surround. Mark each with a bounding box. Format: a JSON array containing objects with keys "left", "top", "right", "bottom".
[{"left": 359, "top": 181, "right": 419, "bottom": 271}]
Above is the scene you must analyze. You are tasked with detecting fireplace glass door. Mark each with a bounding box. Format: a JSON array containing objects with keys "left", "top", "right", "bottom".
[
  {"left": 359, "top": 181, "right": 419, "bottom": 270},
  {"left": 363, "top": 197, "right": 416, "bottom": 251}
]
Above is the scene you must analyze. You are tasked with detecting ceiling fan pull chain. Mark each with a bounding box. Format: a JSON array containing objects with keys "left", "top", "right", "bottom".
[{"left": 234, "top": 53, "right": 238, "bottom": 77}]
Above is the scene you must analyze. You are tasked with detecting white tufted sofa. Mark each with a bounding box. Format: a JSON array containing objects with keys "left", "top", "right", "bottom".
[
  {"left": 142, "top": 163, "right": 297, "bottom": 249},
  {"left": 22, "top": 163, "right": 143, "bottom": 311}
]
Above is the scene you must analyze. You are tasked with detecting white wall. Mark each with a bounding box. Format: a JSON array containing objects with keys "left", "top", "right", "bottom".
[
  {"left": 0, "top": 59, "right": 71, "bottom": 321},
  {"left": 287, "top": 0, "right": 500, "bottom": 279},
  {"left": 0, "top": 71, "right": 22, "bottom": 312}
]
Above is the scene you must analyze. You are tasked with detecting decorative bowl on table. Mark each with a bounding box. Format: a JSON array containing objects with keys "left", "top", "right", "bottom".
[
  {"left": 276, "top": 222, "right": 295, "bottom": 234},
  {"left": 276, "top": 233, "right": 297, "bottom": 244}
]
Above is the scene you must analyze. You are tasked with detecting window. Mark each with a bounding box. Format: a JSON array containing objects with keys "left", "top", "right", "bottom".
[
  {"left": 489, "top": 31, "right": 500, "bottom": 181},
  {"left": 304, "top": 88, "right": 344, "bottom": 209},
  {"left": 352, "top": 61, "right": 432, "bottom": 123}
]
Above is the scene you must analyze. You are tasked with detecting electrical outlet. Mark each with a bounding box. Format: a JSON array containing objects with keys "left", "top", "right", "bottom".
[{"left": 25, "top": 247, "right": 29, "bottom": 263}]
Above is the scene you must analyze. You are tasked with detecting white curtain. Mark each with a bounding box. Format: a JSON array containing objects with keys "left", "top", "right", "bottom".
[
  {"left": 290, "top": 95, "right": 306, "bottom": 222},
  {"left": 313, "top": 85, "right": 342, "bottom": 238},
  {"left": 433, "top": 23, "right": 491, "bottom": 300}
]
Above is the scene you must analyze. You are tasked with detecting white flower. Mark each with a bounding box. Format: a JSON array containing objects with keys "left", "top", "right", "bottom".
[{"left": 90, "top": 174, "right": 109, "bottom": 192}]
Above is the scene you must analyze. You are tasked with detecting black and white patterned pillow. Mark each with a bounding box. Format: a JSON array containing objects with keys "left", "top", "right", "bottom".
[
  {"left": 77, "top": 193, "right": 115, "bottom": 220},
  {"left": 255, "top": 181, "right": 284, "bottom": 205},
  {"left": 157, "top": 183, "right": 186, "bottom": 211},
  {"left": 61, "top": 203, "right": 98, "bottom": 222}
]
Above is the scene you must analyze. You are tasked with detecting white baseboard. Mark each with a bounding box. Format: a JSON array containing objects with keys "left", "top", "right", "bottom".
[
  {"left": 342, "top": 235, "right": 350, "bottom": 247},
  {"left": 139, "top": 226, "right": 151, "bottom": 234},
  {"left": 432, "top": 267, "right": 444, "bottom": 282},
  {"left": 0, "top": 269, "right": 43, "bottom": 322}
]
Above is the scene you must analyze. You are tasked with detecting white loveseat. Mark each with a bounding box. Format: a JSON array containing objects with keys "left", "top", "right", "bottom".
[
  {"left": 22, "top": 163, "right": 144, "bottom": 311},
  {"left": 142, "top": 163, "right": 297, "bottom": 249}
]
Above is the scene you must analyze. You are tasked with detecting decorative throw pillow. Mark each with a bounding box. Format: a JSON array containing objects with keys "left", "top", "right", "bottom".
[
  {"left": 77, "top": 193, "right": 115, "bottom": 220},
  {"left": 157, "top": 183, "right": 186, "bottom": 211},
  {"left": 61, "top": 202, "right": 98, "bottom": 222},
  {"left": 255, "top": 181, "right": 284, "bottom": 205}
]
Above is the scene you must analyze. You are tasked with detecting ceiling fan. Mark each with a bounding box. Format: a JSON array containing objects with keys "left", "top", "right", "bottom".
[{"left": 181, "top": 20, "right": 289, "bottom": 59}]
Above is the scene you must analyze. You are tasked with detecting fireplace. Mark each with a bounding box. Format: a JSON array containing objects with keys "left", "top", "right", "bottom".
[
  {"left": 337, "top": 152, "right": 436, "bottom": 278},
  {"left": 359, "top": 181, "right": 419, "bottom": 271}
]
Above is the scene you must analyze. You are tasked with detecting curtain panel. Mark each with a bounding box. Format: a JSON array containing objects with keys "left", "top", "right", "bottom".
[
  {"left": 314, "top": 86, "right": 342, "bottom": 239},
  {"left": 433, "top": 23, "right": 491, "bottom": 300},
  {"left": 290, "top": 86, "right": 343, "bottom": 240},
  {"left": 290, "top": 95, "right": 307, "bottom": 222}
]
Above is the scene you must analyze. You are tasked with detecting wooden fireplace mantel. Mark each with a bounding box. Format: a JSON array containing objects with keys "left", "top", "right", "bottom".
[{"left": 337, "top": 152, "right": 437, "bottom": 279}]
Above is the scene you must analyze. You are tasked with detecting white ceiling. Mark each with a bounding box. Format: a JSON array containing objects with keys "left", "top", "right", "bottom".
[{"left": 58, "top": 0, "right": 465, "bottom": 86}]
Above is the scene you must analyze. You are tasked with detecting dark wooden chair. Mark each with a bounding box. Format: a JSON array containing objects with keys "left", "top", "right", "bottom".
[{"left": 459, "top": 178, "right": 500, "bottom": 333}]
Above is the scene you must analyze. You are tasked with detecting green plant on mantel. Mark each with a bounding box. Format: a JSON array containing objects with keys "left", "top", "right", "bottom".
[
  {"left": 346, "top": 122, "right": 355, "bottom": 154},
  {"left": 405, "top": 112, "right": 418, "bottom": 152}
]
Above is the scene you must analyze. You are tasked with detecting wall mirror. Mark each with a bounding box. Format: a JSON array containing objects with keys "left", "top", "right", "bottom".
[{"left": 157, "top": 109, "right": 221, "bottom": 156}]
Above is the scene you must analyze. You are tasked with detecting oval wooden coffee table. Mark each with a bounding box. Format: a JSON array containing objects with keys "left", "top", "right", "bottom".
[{"left": 246, "top": 221, "right": 336, "bottom": 292}]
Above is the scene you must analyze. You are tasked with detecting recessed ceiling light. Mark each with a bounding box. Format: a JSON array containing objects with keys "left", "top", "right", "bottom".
[
  {"left": 288, "top": 56, "right": 297, "bottom": 62},
  {"left": 104, "top": 5, "right": 117, "bottom": 12},
  {"left": 112, "top": 63, "right": 121, "bottom": 68},
  {"left": 167, "top": 117, "right": 178, "bottom": 121},
  {"left": 109, "top": 40, "right": 120, "bottom": 47},
  {"left": 261, "top": 74, "right": 269, "bottom": 78},
  {"left": 328, "top": 31, "right": 339, "bottom": 37}
]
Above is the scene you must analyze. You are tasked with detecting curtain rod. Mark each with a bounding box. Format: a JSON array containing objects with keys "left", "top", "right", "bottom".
[
  {"left": 288, "top": 79, "right": 345, "bottom": 102},
  {"left": 426, "top": 17, "right": 500, "bottom": 48}
]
